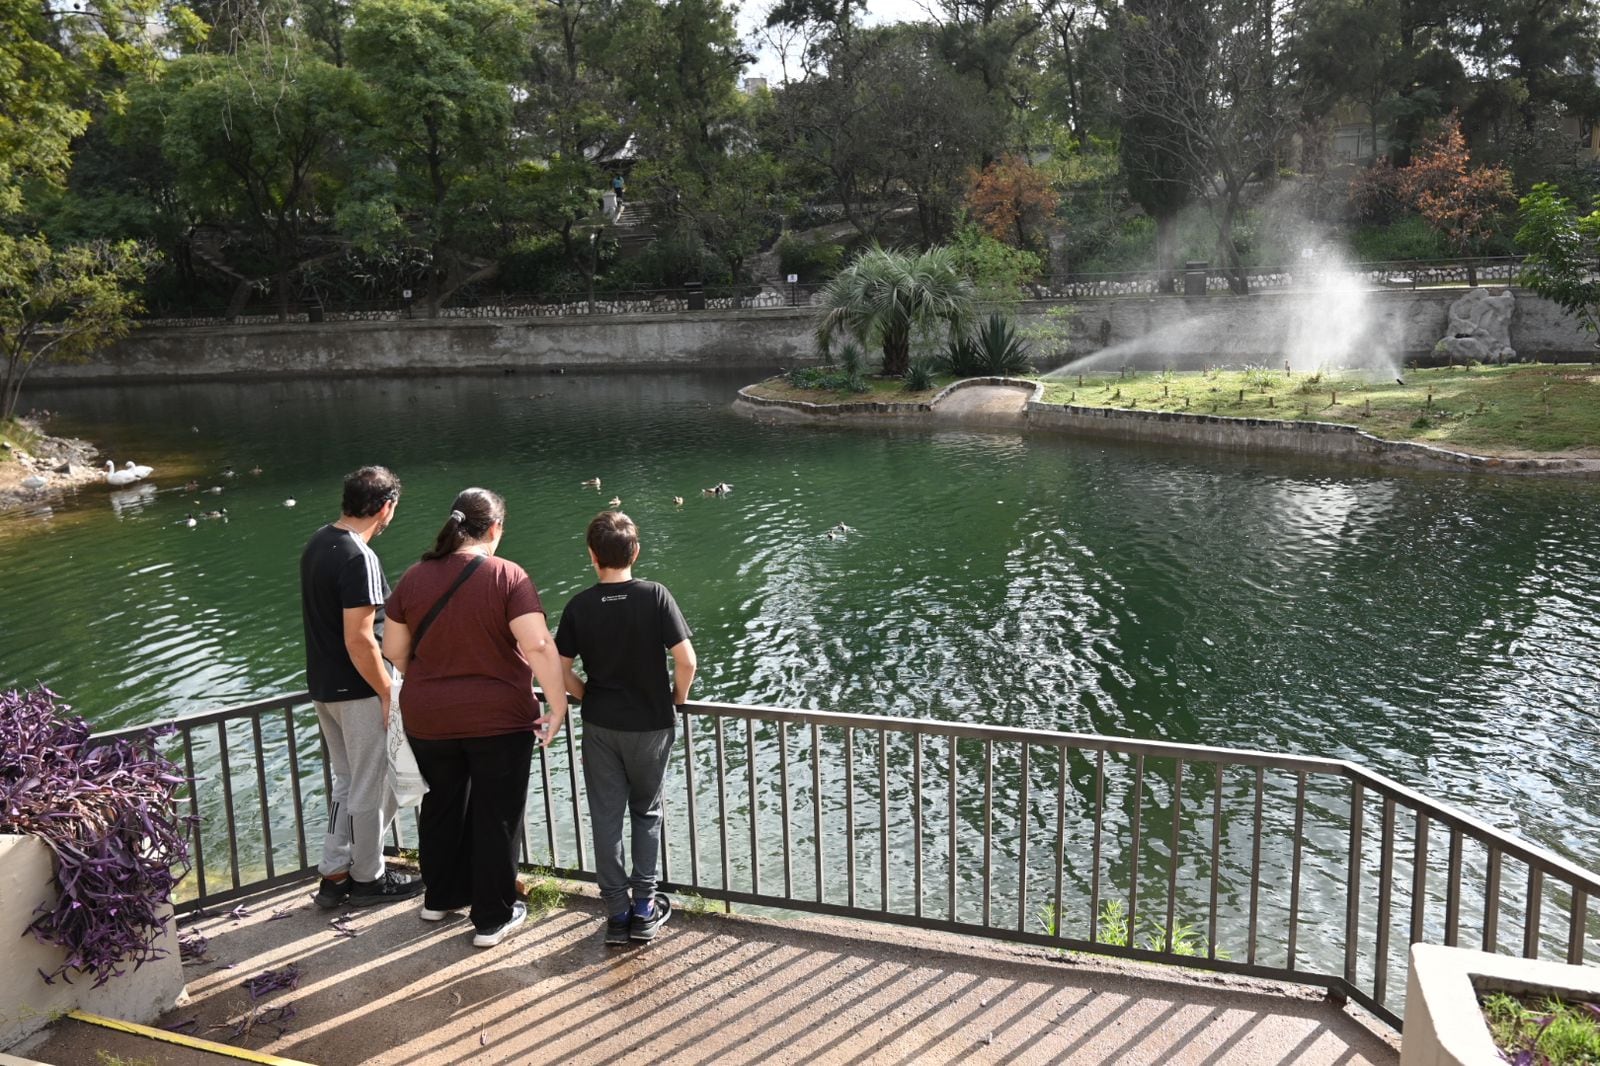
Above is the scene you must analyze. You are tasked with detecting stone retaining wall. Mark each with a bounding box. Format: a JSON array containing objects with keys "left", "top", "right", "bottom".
[
  {"left": 30, "top": 286, "right": 1599, "bottom": 384},
  {"left": 1024, "top": 402, "right": 1598, "bottom": 476}
]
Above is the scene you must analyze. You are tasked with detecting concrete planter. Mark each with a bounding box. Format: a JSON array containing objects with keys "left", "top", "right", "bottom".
[
  {"left": 1401, "top": 943, "right": 1600, "bottom": 1066},
  {"left": 0, "top": 835, "right": 184, "bottom": 1050}
]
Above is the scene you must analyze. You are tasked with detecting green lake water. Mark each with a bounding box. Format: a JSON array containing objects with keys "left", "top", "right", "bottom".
[{"left": 4, "top": 369, "right": 1599, "bottom": 887}]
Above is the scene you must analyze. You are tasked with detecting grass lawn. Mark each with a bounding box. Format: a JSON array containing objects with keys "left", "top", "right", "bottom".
[
  {"left": 1038, "top": 364, "right": 1600, "bottom": 457},
  {"left": 747, "top": 374, "right": 953, "bottom": 405}
]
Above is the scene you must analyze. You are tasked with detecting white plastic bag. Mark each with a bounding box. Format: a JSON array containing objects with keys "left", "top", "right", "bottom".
[{"left": 386, "top": 691, "right": 429, "bottom": 807}]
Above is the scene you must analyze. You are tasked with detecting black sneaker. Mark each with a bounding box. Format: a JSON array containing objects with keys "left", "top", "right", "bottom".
[
  {"left": 629, "top": 893, "right": 672, "bottom": 942},
  {"left": 604, "top": 913, "right": 632, "bottom": 947},
  {"left": 312, "top": 876, "right": 351, "bottom": 910},
  {"left": 347, "top": 870, "right": 424, "bottom": 907}
]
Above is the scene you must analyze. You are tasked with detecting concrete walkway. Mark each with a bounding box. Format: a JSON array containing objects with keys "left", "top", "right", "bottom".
[
  {"left": 930, "top": 383, "right": 1031, "bottom": 427},
  {"left": 23, "top": 878, "right": 1400, "bottom": 1065}
]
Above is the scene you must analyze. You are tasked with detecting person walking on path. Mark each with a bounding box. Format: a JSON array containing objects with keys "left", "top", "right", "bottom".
[
  {"left": 611, "top": 173, "right": 624, "bottom": 204},
  {"left": 554, "top": 510, "right": 696, "bottom": 946},
  {"left": 300, "top": 465, "right": 424, "bottom": 909},
  {"left": 382, "top": 488, "right": 571, "bottom": 948}
]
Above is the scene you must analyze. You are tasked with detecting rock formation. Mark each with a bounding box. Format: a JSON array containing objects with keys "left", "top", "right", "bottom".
[{"left": 1435, "top": 287, "right": 1516, "bottom": 363}]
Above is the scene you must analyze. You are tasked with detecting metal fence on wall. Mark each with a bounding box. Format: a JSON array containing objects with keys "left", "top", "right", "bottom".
[
  {"left": 134, "top": 257, "right": 1525, "bottom": 328},
  {"left": 95, "top": 691, "right": 1600, "bottom": 1031}
]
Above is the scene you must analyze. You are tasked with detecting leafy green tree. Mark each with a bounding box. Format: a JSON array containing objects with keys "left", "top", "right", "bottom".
[
  {"left": 0, "top": 236, "right": 155, "bottom": 422},
  {"left": 1516, "top": 183, "right": 1600, "bottom": 337},
  {"left": 0, "top": 2, "right": 161, "bottom": 427},
  {"left": 345, "top": 0, "right": 531, "bottom": 312},
  {"left": 815, "top": 245, "right": 976, "bottom": 376},
  {"left": 519, "top": 0, "right": 642, "bottom": 282},
  {"left": 610, "top": 0, "right": 786, "bottom": 283},
  {"left": 948, "top": 222, "right": 1043, "bottom": 307},
  {"left": 153, "top": 48, "right": 367, "bottom": 318},
  {"left": 0, "top": 0, "right": 163, "bottom": 217},
  {"left": 769, "top": 25, "right": 1000, "bottom": 244}
]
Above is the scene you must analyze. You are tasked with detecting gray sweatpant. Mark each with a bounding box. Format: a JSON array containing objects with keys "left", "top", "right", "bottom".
[
  {"left": 582, "top": 722, "right": 674, "bottom": 917},
  {"left": 315, "top": 695, "right": 397, "bottom": 883}
]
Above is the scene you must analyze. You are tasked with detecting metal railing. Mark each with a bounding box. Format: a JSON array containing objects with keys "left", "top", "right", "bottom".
[
  {"left": 98, "top": 692, "right": 1600, "bottom": 1031},
  {"left": 131, "top": 257, "right": 1525, "bottom": 328}
]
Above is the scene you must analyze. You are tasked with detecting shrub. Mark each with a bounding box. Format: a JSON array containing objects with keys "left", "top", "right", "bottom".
[
  {"left": 838, "top": 341, "right": 863, "bottom": 377},
  {"left": 0, "top": 687, "right": 192, "bottom": 987},
  {"left": 497, "top": 234, "right": 579, "bottom": 295},
  {"left": 939, "top": 334, "right": 983, "bottom": 377},
  {"left": 969, "top": 312, "right": 1033, "bottom": 375},
  {"left": 1348, "top": 217, "right": 1449, "bottom": 262},
  {"left": 1244, "top": 366, "right": 1279, "bottom": 391},
  {"left": 904, "top": 356, "right": 937, "bottom": 391},
  {"left": 777, "top": 234, "right": 844, "bottom": 283},
  {"left": 785, "top": 366, "right": 868, "bottom": 393},
  {"left": 1348, "top": 159, "right": 1408, "bottom": 225}
]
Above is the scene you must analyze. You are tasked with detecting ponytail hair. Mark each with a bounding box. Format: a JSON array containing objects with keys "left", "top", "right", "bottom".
[{"left": 421, "top": 487, "right": 506, "bottom": 561}]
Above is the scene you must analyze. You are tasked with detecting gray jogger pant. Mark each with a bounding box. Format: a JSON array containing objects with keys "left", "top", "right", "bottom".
[
  {"left": 315, "top": 695, "right": 397, "bottom": 883},
  {"left": 582, "top": 722, "right": 674, "bottom": 916}
]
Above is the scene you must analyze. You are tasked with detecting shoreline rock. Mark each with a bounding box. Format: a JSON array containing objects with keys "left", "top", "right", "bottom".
[{"left": 0, "top": 418, "right": 104, "bottom": 510}]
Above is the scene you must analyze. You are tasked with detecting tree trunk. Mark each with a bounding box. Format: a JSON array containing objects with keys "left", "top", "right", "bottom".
[
  {"left": 1216, "top": 199, "right": 1248, "bottom": 295},
  {"left": 1155, "top": 214, "right": 1179, "bottom": 293},
  {"left": 882, "top": 321, "right": 911, "bottom": 376},
  {"left": 1, "top": 357, "right": 23, "bottom": 424}
]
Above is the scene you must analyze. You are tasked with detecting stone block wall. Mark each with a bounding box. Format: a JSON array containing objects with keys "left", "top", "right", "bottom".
[{"left": 29, "top": 287, "right": 1598, "bottom": 384}]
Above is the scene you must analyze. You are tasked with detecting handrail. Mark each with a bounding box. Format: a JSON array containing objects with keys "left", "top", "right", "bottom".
[{"left": 103, "top": 689, "right": 1600, "bottom": 1031}]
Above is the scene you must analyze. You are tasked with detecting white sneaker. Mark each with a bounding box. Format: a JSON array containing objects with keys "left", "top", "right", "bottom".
[
  {"left": 471, "top": 901, "right": 527, "bottom": 948},
  {"left": 419, "top": 905, "right": 465, "bottom": 922}
]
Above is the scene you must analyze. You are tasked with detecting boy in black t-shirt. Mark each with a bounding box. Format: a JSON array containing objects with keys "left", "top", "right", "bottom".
[{"left": 550, "top": 511, "right": 696, "bottom": 946}]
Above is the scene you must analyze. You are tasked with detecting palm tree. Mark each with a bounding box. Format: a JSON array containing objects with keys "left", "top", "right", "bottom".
[{"left": 814, "top": 245, "right": 975, "bottom": 377}]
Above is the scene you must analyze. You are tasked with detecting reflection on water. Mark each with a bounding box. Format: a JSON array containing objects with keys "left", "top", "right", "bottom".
[{"left": 5, "top": 371, "right": 1600, "bottom": 892}]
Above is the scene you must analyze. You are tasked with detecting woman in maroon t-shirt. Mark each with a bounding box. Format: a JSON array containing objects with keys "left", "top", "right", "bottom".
[{"left": 382, "top": 487, "right": 569, "bottom": 949}]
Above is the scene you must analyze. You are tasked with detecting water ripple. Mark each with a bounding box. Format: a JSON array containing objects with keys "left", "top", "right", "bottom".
[{"left": 6, "top": 374, "right": 1600, "bottom": 877}]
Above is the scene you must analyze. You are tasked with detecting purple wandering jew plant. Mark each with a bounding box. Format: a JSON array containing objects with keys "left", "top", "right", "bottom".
[{"left": 0, "top": 686, "right": 193, "bottom": 987}]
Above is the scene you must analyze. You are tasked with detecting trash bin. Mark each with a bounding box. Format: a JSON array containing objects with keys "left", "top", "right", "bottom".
[
  {"left": 683, "top": 281, "right": 705, "bottom": 311},
  {"left": 1183, "top": 261, "right": 1209, "bottom": 297},
  {"left": 307, "top": 303, "right": 324, "bottom": 323}
]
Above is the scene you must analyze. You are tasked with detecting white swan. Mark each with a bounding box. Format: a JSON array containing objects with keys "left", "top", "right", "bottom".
[
  {"left": 104, "top": 461, "right": 140, "bottom": 487},
  {"left": 123, "top": 460, "right": 154, "bottom": 480}
]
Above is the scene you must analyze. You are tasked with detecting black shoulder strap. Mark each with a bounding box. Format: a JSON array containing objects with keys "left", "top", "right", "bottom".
[{"left": 410, "top": 554, "right": 487, "bottom": 652}]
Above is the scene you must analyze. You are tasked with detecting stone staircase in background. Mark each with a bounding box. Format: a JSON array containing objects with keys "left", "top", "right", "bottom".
[{"left": 611, "top": 199, "right": 670, "bottom": 260}]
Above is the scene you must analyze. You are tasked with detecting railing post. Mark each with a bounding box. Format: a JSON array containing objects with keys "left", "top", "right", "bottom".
[
  {"left": 1344, "top": 780, "right": 1365, "bottom": 988},
  {"left": 1375, "top": 797, "right": 1396, "bottom": 1007}
]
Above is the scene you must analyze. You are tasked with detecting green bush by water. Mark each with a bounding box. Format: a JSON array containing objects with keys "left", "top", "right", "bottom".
[
  {"left": 787, "top": 365, "right": 868, "bottom": 393},
  {"left": 1483, "top": 990, "right": 1600, "bottom": 1065},
  {"left": 904, "top": 356, "right": 937, "bottom": 391},
  {"left": 938, "top": 313, "right": 1032, "bottom": 377}
]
